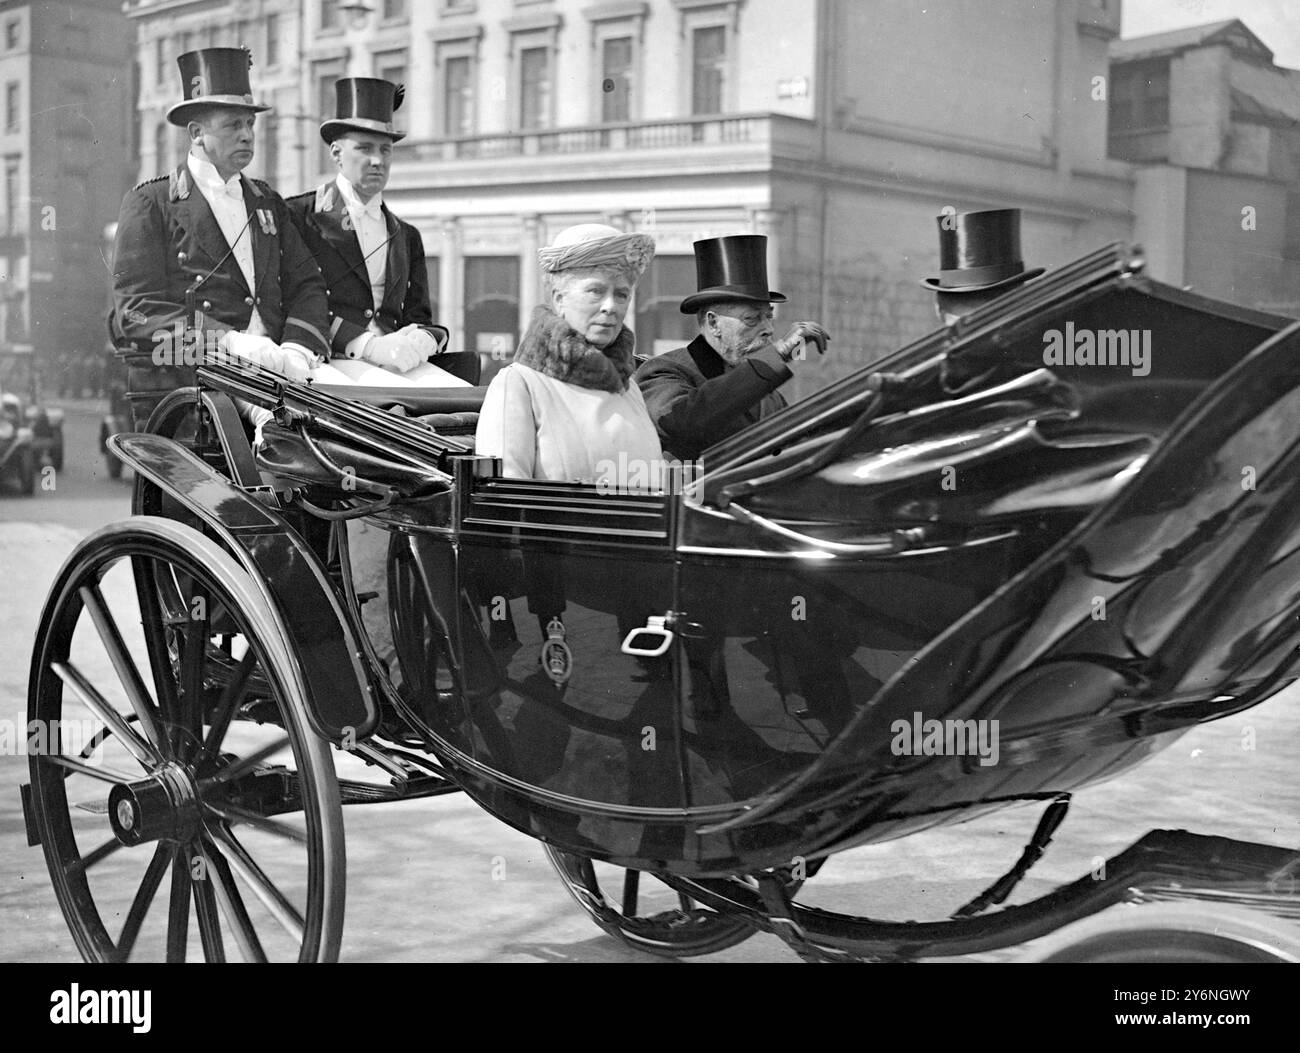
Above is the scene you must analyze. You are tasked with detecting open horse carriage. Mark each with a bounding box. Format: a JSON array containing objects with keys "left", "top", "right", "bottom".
[{"left": 22, "top": 243, "right": 1300, "bottom": 962}]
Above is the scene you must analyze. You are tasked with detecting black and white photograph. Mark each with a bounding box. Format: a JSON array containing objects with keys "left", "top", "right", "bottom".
[{"left": 1, "top": 0, "right": 1298, "bottom": 997}]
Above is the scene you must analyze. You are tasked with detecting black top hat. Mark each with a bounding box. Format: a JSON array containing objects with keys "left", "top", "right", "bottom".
[
  {"left": 921, "top": 208, "right": 1044, "bottom": 294},
  {"left": 680, "top": 235, "right": 787, "bottom": 314},
  {"left": 321, "top": 78, "right": 406, "bottom": 143},
  {"left": 166, "top": 48, "right": 270, "bottom": 127}
]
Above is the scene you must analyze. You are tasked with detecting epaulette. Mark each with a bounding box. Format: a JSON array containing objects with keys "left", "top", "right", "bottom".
[
  {"left": 248, "top": 178, "right": 269, "bottom": 199},
  {"left": 132, "top": 174, "right": 168, "bottom": 191},
  {"left": 168, "top": 166, "right": 191, "bottom": 202},
  {"left": 314, "top": 181, "right": 340, "bottom": 213}
]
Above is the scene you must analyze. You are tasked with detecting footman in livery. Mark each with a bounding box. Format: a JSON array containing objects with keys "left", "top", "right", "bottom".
[
  {"left": 286, "top": 77, "right": 475, "bottom": 388},
  {"left": 110, "top": 47, "right": 331, "bottom": 426}
]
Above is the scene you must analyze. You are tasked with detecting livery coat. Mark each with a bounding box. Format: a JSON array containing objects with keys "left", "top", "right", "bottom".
[
  {"left": 111, "top": 164, "right": 331, "bottom": 358},
  {"left": 285, "top": 181, "right": 442, "bottom": 357},
  {"left": 633, "top": 335, "right": 791, "bottom": 461}
]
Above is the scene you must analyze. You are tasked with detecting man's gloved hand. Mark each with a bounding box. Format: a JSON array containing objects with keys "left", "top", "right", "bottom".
[
  {"left": 774, "top": 321, "right": 831, "bottom": 362},
  {"left": 276, "top": 343, "right": 317, "bottom": 383},
  {"left": 362, "top": 330, "right": 424, "bottom": 373},
  {"left": 219, "top": 331, "right": 282, "bottom": 369},
  {"left": 401, "top": 325, "right": 438, "bottom": 362}
]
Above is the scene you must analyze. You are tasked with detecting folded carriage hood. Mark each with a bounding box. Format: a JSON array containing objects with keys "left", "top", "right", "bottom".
[{"left": 701, "top": 313, "right": 1300, "bottom": 841}]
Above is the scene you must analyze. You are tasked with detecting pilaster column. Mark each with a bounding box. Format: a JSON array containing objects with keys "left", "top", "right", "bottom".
[
  {"left": 441, "top": 218, "right": 463, "bottom": 351},
  {"left": 520, "top": 213, "right": 542, "bottom": 321}
]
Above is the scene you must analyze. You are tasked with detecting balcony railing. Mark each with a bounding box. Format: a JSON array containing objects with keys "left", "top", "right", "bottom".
[{"left": 407, "top": 112, "right": 775, "bottom": 163}]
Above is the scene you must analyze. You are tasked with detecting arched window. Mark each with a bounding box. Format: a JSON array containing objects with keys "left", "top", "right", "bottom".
[{"left": 464, "top": 256, "right": 520, "bottom": 385}]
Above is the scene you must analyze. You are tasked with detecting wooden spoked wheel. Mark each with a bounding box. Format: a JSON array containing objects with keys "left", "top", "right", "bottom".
[{"left": 27, "top": 517, "right": 345, "bottom": 962}]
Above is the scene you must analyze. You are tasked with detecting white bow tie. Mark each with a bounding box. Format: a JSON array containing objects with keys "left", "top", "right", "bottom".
[
  {"left": 213, "top": 181, "right": 242, "bottom": 201},
  {"left": 350, "top": 203, "right": 382, "bottom": 222}
]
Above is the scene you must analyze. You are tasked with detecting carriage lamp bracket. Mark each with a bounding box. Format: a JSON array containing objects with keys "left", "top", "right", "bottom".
[{"left": 621, "top": 614, "right": 676, "bottom": 658}]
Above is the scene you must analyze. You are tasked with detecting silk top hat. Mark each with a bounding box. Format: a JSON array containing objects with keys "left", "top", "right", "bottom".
[
  {"left": 921, "top": 208, "right": 1045, "bottom": 294},
  {"left": 166, "top": 48, "right": 270, "bottom": 127},
  {"left": 321, "top": 78, "right": 406, "bottom": 143},
  {"left": 680, "top": 235, "right": 787, "bottom": 314}
]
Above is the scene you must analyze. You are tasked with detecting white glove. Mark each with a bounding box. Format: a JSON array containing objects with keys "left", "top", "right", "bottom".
[
  {"left": 402, "top": 325, "right": 438, "bottom": 361},
  {"left": 362, "top": 330, "right": 424, "bottom": 374},
  {"left": 275, "top": 343, "right": 315, "bottom": 383},
  {"left": 219, "top": 331, "right": 281, "bottom": 369}
]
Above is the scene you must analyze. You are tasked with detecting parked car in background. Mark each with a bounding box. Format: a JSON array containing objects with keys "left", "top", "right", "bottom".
[
  {"left": 0, "top": 345, "right": 63, "bottom": 473},
  {"left": 0, "top": 381, "right": 35, "bottom": 495}
]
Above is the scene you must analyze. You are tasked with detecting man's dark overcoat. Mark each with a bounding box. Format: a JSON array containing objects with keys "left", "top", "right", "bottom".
[{"left": 633, "top": 335, "right": 792, "bottom": 460}]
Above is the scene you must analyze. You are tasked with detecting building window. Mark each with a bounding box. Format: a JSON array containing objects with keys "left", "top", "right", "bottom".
[
  {"left": 383, "top": 0, "right": 408, "bottom": 21},
  {"left": 518, "top": 46, "right": 551, "bottom": 130},
  {"left": 1110, "top": 60, "right": 1170, "bottom": 132},
  {"left": 5, "top": 82, "right": 18, "bottom": 132},
  {"left": 374, "top": 49, "right": 408, "bottom": 87},
  {"left": 177, "top": 31, "right": 191, "bottom": 56},
  {"left": 155, "top": 37, "right": 166, "bottom": 85},
  {"left": 321, "top": 1, "right": 340, "bottom": 32},
  {"left": 601, "top": 36, "right": 633, "bottom": 123},
  {"left": 5, "top": 20, "right": 18, "bottom": 51},
  {"left": 59, "top": 84, "right": 90, "bottom": 139},
  {"left": 444, "top": 55, "right": 474, "bottom": 137},
  {"left": 266, "top": 14, "right": 281, "bottom": 66},
  {"left": 4, "top": 157, "right": 19, "bottom": 235},
  {"left": 691, "top": 25, "right": 726, "bottom": 115},
  {"left": 635, "top": 256, "right": 697, "bottom": 356},
  {"left": 464, "top": 256, "right": 520, "bottom": 385}
]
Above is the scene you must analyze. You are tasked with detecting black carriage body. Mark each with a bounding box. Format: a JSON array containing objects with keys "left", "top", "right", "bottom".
[
  {"left": 110, "top": 243, "right": 1300, "bottom": 880},
  {"left": 328, "top": 246, "right": 1298, "bottom": 877}
]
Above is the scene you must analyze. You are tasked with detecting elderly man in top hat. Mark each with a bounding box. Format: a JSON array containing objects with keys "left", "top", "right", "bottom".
[
  {"left": 112, "top": 46, "right": 332, "bottom": 415},
  {"left": 634, "top": 235, "right": 829, "bottom": 462},
  {"left": 923, "top": 208, "right": 1044, "bottom": 326},
  {"left": 286, "top": 78, "right": 473, "bottom": 387}
]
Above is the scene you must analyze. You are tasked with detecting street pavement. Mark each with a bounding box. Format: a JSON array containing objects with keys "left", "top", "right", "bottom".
[{"left": 1, "top": 403, "right": 1297, "bottom": 963}]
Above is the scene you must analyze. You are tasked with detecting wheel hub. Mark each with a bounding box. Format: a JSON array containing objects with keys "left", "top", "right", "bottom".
[{"left": 107, "top": 762, "right": 202, "bottom": 847}]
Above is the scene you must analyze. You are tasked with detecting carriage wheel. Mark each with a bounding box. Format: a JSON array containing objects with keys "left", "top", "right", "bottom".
[
  {"left": 545, "top": 847, "right": 763, "bottom": 957},
  {"left": 28, "top": 517, "right": 345, "bottom": 962}
]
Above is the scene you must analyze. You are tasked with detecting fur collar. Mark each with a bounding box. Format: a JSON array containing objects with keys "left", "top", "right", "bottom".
[{"left": 513, "top": 306, "right": 636, "bottom": 393}]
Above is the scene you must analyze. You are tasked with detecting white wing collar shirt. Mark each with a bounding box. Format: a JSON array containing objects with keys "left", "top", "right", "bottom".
[
  {"left": 186, "top": 149, "right": 267, "bottom": 336},
  {"left": 335, "top": 173, "right": 389, "bottom": 323}
]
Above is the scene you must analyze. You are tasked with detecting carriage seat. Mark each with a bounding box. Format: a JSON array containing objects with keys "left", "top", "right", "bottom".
[{"left": 307, "top": 382, "right": 487, "bottom": 418}]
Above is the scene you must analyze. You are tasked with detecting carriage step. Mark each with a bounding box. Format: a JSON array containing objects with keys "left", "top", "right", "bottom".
[
  {"left": 337, "top": 775, "right": 461, "bottom": 805},
  {"left": 19, "top": 783, "right": 40, "bottom": 847}
]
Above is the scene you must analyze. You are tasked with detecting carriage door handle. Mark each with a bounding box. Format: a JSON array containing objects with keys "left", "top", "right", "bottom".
[{"left": 621, "top": 614, "right": 675, "bottom": 658}]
